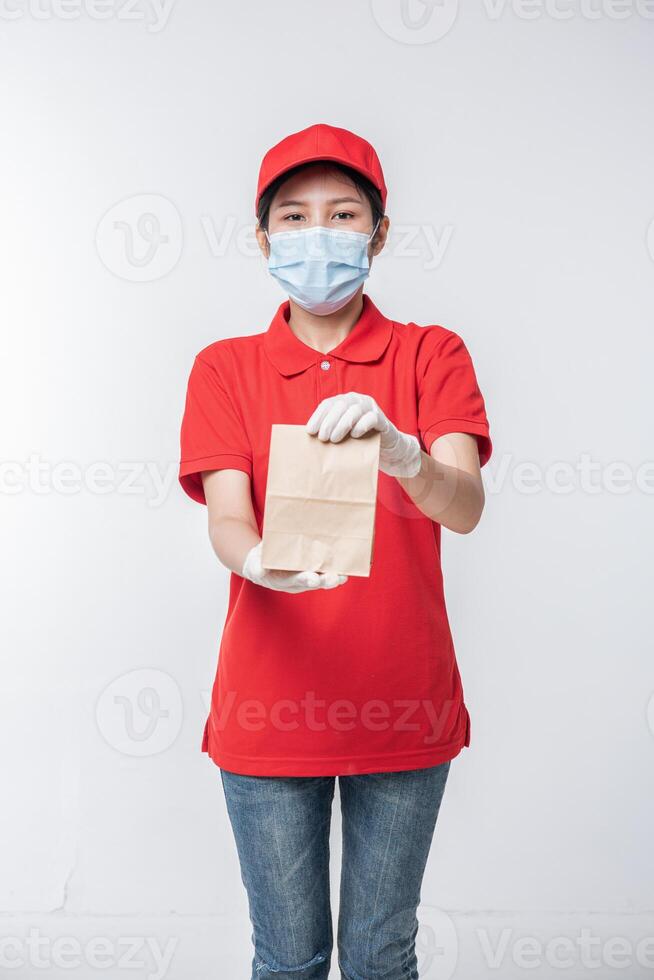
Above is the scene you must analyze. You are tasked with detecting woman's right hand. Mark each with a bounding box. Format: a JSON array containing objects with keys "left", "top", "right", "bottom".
[{"left": 241, "top": 541, "right": 348, "bottom": 594}]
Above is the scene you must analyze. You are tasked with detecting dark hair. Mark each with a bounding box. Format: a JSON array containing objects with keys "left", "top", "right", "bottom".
[{"left": 256, "top": 160, "right": 384, "bottom": 240}]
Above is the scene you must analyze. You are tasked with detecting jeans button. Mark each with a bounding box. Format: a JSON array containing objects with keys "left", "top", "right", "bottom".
[{"left": 320, "top": 360, "right": 331, "bottom": 371}]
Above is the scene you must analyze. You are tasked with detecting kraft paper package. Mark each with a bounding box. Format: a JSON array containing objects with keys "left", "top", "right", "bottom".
[{"left": 261, "top": 424, "right": 381, "bottom": 577}]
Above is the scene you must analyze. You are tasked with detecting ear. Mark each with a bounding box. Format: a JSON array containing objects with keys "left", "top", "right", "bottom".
[
  {"left": 255, "top": 224, "right": 270, "bottom": 259},
  {"left": 370, "top": 216, "right": 390, "bottom": 257}
]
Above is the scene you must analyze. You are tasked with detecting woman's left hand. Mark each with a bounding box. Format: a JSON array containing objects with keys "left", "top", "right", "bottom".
[{"left": 306, "top": 391, "right": 422, "bottom": 478}]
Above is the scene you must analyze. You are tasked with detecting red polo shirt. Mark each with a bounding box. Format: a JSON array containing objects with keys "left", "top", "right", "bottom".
[{"left": 179, "top": 294, "right": 492, "bottom": 776}]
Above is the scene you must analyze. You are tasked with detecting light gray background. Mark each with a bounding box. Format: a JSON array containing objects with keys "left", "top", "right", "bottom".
[{"left": 2, "top": 2, "right": 653, "bottom": 978}]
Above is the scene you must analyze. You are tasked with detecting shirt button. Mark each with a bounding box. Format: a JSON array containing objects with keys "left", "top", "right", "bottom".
[{"left": 320, "top": 359, "right": 331, "bottom": 371}]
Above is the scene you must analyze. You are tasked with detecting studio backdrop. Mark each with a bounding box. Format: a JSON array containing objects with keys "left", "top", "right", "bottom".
[{"left": 2, "top": 2, "right": 653, "bottom": 978}]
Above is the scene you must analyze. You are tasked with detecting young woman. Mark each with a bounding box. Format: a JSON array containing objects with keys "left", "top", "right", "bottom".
[{"left": 179, "top": 123, "right": 492, "bottom": 980}]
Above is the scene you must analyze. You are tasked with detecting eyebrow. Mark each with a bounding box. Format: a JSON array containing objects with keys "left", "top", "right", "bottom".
[{"left": 273, "top": 196, "right": 363, "bottom": 209}]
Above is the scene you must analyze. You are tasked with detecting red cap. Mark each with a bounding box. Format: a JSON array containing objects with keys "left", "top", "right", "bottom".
[{"left": 255, "top": 123, "right": 387, "bottom": 216}]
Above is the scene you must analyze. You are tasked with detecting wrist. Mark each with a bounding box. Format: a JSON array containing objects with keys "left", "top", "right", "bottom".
[
  {"left": 241, "top": 540, "right": 263, "bottom": 582},
  {"left": 379, "top": 431, "right": 422, "bottom": 478}
]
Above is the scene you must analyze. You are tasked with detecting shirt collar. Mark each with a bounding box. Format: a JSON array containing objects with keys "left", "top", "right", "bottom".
[{"left": 263, "top": 293, "right": 394, "bottom": 377}]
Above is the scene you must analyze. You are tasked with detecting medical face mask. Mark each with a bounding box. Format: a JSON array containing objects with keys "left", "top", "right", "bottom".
[{"left": 264, "top": 219, "right": 380, "bottom": 316}]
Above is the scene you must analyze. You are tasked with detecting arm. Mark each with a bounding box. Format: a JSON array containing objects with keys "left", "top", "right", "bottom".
[
  {"left": 306, "top": 393, "right": 486, "bottom": 534},
  {"left": 181, "top": 353, "right": 345, "bottom": 591},
  {"left": 202, "top": 468, "right": 261, "bottom": 574},
  {"left": 396, "top": 431, "right": 485, "bottom": 533},
  {"left": 201, "top": 468, "right": 348, "bottom": 592}
]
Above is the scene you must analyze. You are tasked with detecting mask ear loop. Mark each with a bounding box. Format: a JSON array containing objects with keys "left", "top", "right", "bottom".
[
  {"left": 368, "top": 217, "right": 381, "bottom": 244},
  {"left": 260, "top": 225, "right": 272, "bottom": 261}
]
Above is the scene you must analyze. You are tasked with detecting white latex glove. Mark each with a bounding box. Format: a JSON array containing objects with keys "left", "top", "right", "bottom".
[
  {"left": 306, "top": 391, "right": 422, "bottom": 478},
  {"left": 241, "top": 541, "right": 348, "bottom": 594}
]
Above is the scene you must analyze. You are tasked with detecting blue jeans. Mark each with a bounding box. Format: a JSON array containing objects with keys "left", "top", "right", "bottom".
[{"left": 220, "top": 761, "right": 451, "bottom": 980}]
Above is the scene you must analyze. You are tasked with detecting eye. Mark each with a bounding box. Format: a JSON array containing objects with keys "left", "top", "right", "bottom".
[
  {"left": 282, "top": 213, "right": 305, "bottom": 222},
  {"left": 333, "top": 211, "right": 355, "bottom": 221}
]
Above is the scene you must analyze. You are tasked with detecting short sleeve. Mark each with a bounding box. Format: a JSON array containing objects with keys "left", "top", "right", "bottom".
[
  {"left": 416, "top": 329, "right": 492, "bottom": 467},
  {"left": 178, "top": 353, "right": 252, "bottom": 505}
]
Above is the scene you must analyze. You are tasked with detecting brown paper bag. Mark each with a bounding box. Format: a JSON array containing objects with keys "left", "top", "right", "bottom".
[{"left": 260, "top": 424, "right": 381, "bottom": 577}]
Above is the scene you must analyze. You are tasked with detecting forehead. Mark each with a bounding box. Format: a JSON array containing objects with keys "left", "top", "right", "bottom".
[{"left": 271, "top": 163, "right": 366, "bottom": 207}]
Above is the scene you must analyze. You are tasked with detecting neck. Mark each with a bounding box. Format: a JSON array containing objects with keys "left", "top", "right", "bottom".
[{"left": 287, "top": 290, "right": 364, "bottom": 355}]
